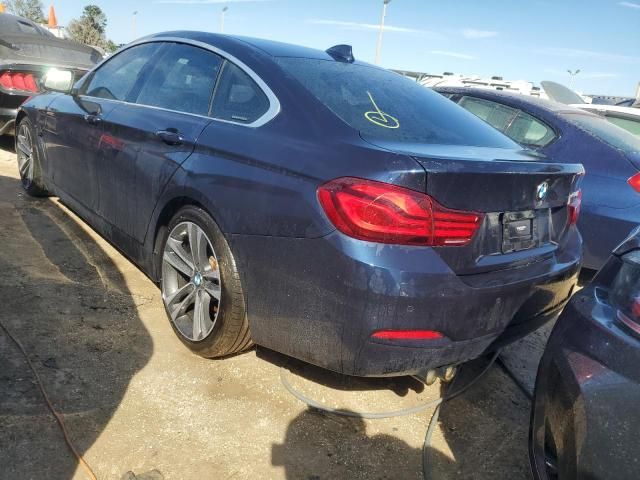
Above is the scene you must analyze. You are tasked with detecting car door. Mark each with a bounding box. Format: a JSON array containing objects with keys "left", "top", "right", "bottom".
[
  {"left": 95, "top": 42, "right": 222, "bottom": 243},
  {"left": 43, "top": 42, "right": 160, "bottom": 212}
]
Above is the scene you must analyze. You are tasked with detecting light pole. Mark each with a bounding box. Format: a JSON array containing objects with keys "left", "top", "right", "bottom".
[
  {"left": 219, "top": 6, "right": 228, "bottom": 34},
  {"left": 132, "top": 11, "right": 138, "bottom": 40},
  {"left": 567, "top": 69, "right": 581, "bottom": 90},
  {"left": 374, "top": 0, "right": 391, "bottom": 65}
]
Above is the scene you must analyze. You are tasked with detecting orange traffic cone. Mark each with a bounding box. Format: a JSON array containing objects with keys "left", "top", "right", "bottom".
[{"left": 48, "top": 5, "right": 58, "bottom": 27}]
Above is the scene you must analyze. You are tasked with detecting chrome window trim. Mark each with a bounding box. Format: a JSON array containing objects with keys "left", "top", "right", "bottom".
[{"left": 79, "top": 36, "right": 281, "bottom": 128}]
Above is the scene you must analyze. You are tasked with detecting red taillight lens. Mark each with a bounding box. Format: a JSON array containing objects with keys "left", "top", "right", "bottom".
[
  {"left": 317, "top": 177, "right": 483, "bottom": 246},
  {"left": 568, "top": 190, "right": 581, "bottom": 225},
  {"left": 628, "top": 173, "right": 640, "bottom": 193},
  {"left": 371, "top": 330, "right": 444, "bottom": 340},
  {"left": 0, "top": 71, "right": 40, "bottom": 93}
]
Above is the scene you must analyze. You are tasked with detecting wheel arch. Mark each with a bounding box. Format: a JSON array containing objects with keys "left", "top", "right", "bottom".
[
  {"left": 15, "top": 109, "right": 28, "bottom": 133},
  {"left": 150, "top": 196, "right": 209, "bottom": 282}
]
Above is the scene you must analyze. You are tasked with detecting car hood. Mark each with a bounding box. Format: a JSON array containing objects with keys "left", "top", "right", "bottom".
[{"left": 0, "top": 33, "right": 101, "bottom": 69}]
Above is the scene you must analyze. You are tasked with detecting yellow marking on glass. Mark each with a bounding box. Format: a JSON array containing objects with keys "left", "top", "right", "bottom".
[{"left": 364, "top": 91, "right": 400, "bottom": 129}]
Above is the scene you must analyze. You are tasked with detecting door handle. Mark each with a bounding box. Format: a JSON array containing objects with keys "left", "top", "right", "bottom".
[
  {"left": 155, "top": 129, "right": 184, "bottom": 146},
  {"left": 84, "top": 113, "right": 102, "bottom": 126}
]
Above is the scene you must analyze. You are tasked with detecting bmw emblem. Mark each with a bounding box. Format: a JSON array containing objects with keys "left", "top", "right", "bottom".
[{"left": 536, "top": 181, "right": 549, "bottom": 201}]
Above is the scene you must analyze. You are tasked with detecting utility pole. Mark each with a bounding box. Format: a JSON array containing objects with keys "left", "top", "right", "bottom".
[
  {"left": 374, "top": 0, "right": 391, "bottom": 65},
  {"left": 567, "top": 69, "right": 581, "bottom": 90},
  {"left": 132, "top": 11, "right": 138, "bottom": 40},
  {"left": 220, "top": 6, "right": 228, "bottom": 33}
]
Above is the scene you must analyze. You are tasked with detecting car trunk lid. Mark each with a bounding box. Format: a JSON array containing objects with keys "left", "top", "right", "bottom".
[
  {"left": 366, "top": 140, "right": 584, "bottom": 275},
  {"left": 0, "top": 33, "right": 100, "bottom": 70}
]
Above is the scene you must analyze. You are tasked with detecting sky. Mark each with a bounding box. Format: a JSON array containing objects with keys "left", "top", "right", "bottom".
[{"left": 46, "top": 0, "right": 640, "bottom": 96}]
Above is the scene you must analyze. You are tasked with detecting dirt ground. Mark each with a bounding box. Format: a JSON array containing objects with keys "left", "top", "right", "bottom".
[{"left": 0, "top": 137, "right": 548, "bottom": 480}]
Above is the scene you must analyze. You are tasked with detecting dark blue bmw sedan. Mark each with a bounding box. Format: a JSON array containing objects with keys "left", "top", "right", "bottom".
[{"left": 16, "top": 32, "right": 583, "bottom": 377}]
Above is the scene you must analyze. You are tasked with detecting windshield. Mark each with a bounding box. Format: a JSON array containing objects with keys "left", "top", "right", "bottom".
[
  {"left": 562, "top": 112, "right": 640, "bottom": 154},
  {"left": 276, "top": 58, "right": 518, "bottom": 149}
]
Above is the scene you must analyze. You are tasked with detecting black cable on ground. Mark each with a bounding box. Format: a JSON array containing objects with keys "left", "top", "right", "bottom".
[
  {"left": 280, "top": 350, "right": 502, "bottom": 480},
  {"left": 421, "top": 350, "right": 501, "bottom": 479},
  {"left": 279, "top": 367, "right": 446, "bottom": 419}
]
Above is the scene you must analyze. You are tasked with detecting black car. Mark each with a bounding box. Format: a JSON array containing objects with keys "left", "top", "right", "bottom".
[
  {"left": 531, "top": 227, "right": 640, "bottom": 479},
  {"left": 0, "top": 13, "right": 101, "bottom": 136},
  {"left": 16, "top": 32, "right": 583, "bottom": 377},
  {"left": 436, "top": 86, "right": 640, "bottom": 272}
]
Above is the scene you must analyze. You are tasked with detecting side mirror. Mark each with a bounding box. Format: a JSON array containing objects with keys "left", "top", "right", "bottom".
[{"left": 43, "top": 69, "right": 74, "bottom": 93}]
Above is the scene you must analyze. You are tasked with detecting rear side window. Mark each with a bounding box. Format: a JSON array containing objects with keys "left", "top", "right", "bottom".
[
  {"left": 276, "top": 58, "right": 516, "bottom": 148},
  {"left": 134, "top": 43, "right": 223, "bottom": 116},
  {"left": 211, "top": 62, "right": 270, "bottom": 124},
  {"left": 458, "top": 96, "right": 556, "bottom": 147},
  {"left": 83, "top": 43, "right": 160, "bottom": 101},
  {"left": 504, "top": 111, "right": 556, "bottom": 147},
  {"left": 458, "top": 96, "right": 517, "bottom": 130}
]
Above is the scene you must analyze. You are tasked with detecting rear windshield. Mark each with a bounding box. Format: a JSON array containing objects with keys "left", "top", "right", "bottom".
[
  {"left": 562, "top": 112, "right": 640, "bottom": 154},
  {"left": 276, "top": 58, "right": 518, "bottom": 148}
]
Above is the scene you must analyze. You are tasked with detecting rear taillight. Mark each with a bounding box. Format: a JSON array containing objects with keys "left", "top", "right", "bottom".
[
  {"left": 0, "top": 71, "right": 40, "bottom": 93},
  {"left": 628, "top": 173, "right": 640, "bottom": 193},
  {"left": 611, "top": 250, "right": 640, "bottom": 338},
  {"left": 568, "top": 190, "right": 581, "bottom": 225},
  {"left": 317, "top": 177, "right": 483, "bottom": 246}
]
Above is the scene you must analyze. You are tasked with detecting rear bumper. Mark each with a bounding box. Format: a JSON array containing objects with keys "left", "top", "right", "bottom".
[
  {"left": 231, "top": 229, "right": 581, "bottom": 377},
  {"left": 530, "top": 283, "right": 640, "bottom": 480}
]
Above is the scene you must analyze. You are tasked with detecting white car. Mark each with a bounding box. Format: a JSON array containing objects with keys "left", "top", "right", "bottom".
[{"left": 542, "top": 81, "right": 640, "bottom": 137}]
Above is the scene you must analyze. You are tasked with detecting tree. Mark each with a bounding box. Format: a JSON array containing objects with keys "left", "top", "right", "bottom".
[
  {"left": 67, "top": 5, "right": 108, "bottom": 48},
  {"left": 5, "top": 0, "right": 45, "bottom": 22}
]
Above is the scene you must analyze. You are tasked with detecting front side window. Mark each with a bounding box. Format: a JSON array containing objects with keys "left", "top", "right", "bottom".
[
  {"left": 134, "top": 43, "right": 223, "bottom": 116},
  {"left": 276, "top": 58, "right": 516, "bottom": 148},
  {"left": 211, "top": 62, "right": 270, "bottom": 124},
  {"left": 83, "top": 43, "right": 161, "bottom": 101}
]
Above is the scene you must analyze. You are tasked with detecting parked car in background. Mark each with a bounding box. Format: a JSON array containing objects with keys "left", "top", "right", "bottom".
[
  {"left": 436, "top": 86, "right": 640, "bottom": 271},
  {"left": 16, "top": 33, "right": 583, "bottom": 377},
  {"left": 574, "top": 104, "right": 640, "bottom": 137},
  {"left": 0, "top": 12, "right": 101, "bottom": 136},
  {"left": 530, "top": 227, "right": 640, "bottom": 480},
  {"left": 541, "top": 80, "right": 640, "bottom": 137}
]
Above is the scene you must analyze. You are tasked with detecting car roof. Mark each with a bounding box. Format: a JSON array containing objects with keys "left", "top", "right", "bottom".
[
  {"left": 141, "top": 31, "right": 374, "bottom": 65},
  {"left": 434, "top": 86, "right": 590, "bottom": 115}
]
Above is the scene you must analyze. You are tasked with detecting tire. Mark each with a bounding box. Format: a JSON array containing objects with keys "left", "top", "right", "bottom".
[
  {"left": 16, "top": 117, "right": 49, "bottom": 197},
  {"left": 160, "top": 206, "right": 252, "bottom": 357}
]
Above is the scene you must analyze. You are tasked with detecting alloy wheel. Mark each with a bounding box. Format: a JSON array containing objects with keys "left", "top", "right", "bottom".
[
  {"left": 16, "top": 123, "right": 35, "bottom": 187},
  {"left": 161, "top": 221, "right": 222, "bottom": 341}
]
